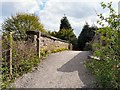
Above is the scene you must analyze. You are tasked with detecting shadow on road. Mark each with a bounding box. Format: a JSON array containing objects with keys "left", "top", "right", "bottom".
[{"left": 57, "top": 51, "right": 95, "bottom": 88}]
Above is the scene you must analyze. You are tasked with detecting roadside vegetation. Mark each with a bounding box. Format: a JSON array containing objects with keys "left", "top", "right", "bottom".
[
  {"left": 1, "top": 1, "right": 119, "bottom": 89},
  {"left": 1, "top": 13, "right": 68, "bottom": 89},
  {"left": 85, "top": 2, "right": 120, "bottom": 88},
  {"left": 1, "top": 41, "right": 67, "bottom": 89}
]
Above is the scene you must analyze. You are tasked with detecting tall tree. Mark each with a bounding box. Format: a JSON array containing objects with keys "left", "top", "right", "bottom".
[
  {"left": 57, "top": 29, "right": 78, "bottom": 50},
  {"left": 78, "top": 22, "right": 96, "bottom": 50},
  {"left": 49, "top": 15, "right": 78, "bottom": 50},
  {"left": 58, "top": 15, "right": 77, "bottom": 50},
  {"left": 60, "top": 15, "right": 72, "bottom": 30}
]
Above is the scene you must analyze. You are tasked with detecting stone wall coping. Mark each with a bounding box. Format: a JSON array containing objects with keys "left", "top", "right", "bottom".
[{"left": 26, "top": 30, "right": 69, "bottom": 44}]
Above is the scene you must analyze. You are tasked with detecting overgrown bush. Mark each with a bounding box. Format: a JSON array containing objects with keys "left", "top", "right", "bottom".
[
  {"left": 40, "top": 49, "right": 50, "bottom": 58},
  {"left": 51, "top": 48, "right": 68, "bottom": 53},
  {"left": 1, "top": 33, "right": 68, "bottom": 89},
  {"left": 1, "top": 34, "right": 40, "bottom": 89},
  {"left": 85, "top": 2, "right": 120, "bottom": 88},
  {"left": 83, "top": 42, "right": 92, "bottom": 51},
  {"left": 86, "top": 59, "right": 119, "bottom": 88}
]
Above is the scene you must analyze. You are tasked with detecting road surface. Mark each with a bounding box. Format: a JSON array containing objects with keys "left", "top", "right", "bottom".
[{"left": 11, "top": 51, "right": 95, "bottom": 88}]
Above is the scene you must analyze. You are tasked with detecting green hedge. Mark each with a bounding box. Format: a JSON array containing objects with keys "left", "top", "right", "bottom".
[{"left": 85, "top": 59, "right": 119, "bottom": 88}]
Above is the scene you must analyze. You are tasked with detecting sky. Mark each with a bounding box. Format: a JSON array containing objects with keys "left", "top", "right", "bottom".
[
  {"left": 0, "top": 0, "right": 120, "bottom": 37},
  {"left": 118, "top": 1, "right": 120, "bottom": 14}
]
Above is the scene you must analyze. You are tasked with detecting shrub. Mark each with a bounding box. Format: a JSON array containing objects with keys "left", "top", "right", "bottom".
[
  {"left": 1, "top": 34, "right": 40, "bottom": 89},
  {"left": 85, "top": 2, "right": 120, "bottom": 88},
  {"left": 51, "top": 48, "right": 68, "bottom": 53}
]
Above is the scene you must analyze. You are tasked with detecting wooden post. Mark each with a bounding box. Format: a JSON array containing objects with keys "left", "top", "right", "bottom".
[
  {"left": 37, "top": 31, "right": 41, "bottom": 58},
  {"left": 9, "top": 32, "right": 12, "bottom": 75}
]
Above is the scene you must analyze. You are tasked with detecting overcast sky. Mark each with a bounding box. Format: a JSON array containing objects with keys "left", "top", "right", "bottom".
[{"left": 0, "top": 0, "right": 119, "bottom": 37}]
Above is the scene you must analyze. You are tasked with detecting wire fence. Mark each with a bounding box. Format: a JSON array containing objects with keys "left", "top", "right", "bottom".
[
  {"left": 1, "top": 30, "right": 71, "bottom": 89},
  {"left": 1, "top": 31, "right": 40, "bottom": 86}
]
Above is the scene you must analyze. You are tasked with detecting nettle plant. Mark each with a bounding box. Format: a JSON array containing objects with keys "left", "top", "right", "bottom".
[{"left": 91, "top": 2, "right": 120, "bottom": 88}]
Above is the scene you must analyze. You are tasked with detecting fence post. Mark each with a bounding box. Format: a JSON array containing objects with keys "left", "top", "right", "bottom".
[
  {"left": 37, "top": 31, "right": 41, "bottom": 58},
  {"left": 69, "top": 43, "right": 72, "bottom": 50},
  {"left": 9, "top": 32, "right": 12, "bottom": 75}
]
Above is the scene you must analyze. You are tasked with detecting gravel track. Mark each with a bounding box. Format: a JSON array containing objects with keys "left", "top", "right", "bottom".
[{"left": 11, "top": 51, "right": 95, "bottom": 88}]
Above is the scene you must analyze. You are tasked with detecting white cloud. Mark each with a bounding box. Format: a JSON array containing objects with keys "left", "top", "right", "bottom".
[
  {"left": 1, "top": 0, "right": 119, "bottom": 36},
  {"left": 38, "top": 0, "right": 97, "bottom": 36},
  {"left": 1, "top": 0, "right": 40, "bottom": 19},
  {"left": 38, "top": 0, "right": 119, "bottom": 37},
  {"left": 118, "top": 1, "right": 120, "bottom": 14},
  {"left": 0, "top": 0, "right": 41, "bottom": 33}
]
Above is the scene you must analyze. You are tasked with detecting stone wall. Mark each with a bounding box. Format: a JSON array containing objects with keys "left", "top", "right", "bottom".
[
  {"left": 2, "top": 31, "right": 71, "bottom": 75},
  {"left": 2, "top": 30, "right": 71, "bottom": 61},
  {"left": 40, "top": 36, "right": 69, "bottom": 51},
  {"left": 26, "top": 30, "right": 72, "bottom": 54}
]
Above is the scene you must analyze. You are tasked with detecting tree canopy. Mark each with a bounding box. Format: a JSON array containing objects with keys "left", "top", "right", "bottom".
[
  {"left": 2, "top": 13, "right": 46, "bottom": 39},
  {"left": 60, "top": 15, "right": 72, "bottom": 30},
  {"left": 78, "top": 22, "right": 96, "bottom": 50},
  {"left": 59, "top": 15, "right": 78, "bottom": 49},
  {"left": 48, "top": 15, "right": 78, "bottom": 50}
]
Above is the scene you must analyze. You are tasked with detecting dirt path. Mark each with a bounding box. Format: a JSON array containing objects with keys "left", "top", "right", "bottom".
[{"left": 11, "top": 51, "right": 95, "bottom": 88}]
